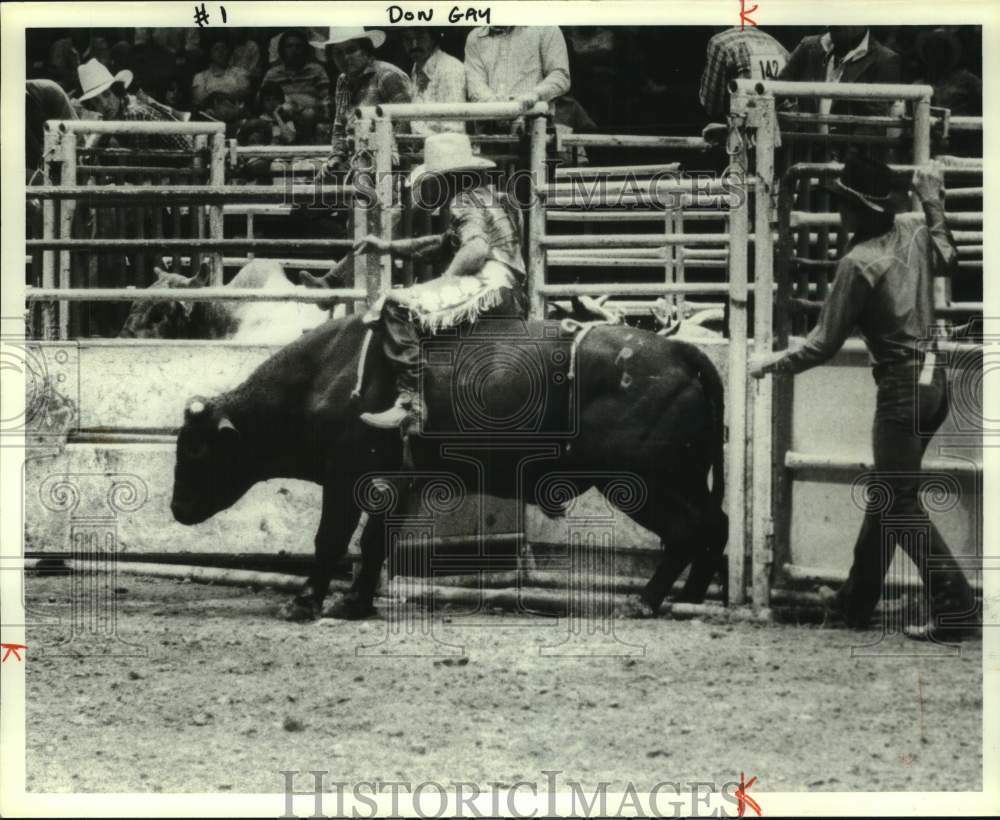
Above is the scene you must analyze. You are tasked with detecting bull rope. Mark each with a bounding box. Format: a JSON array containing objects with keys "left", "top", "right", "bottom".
[
  {"left": 351, "top": 328, "right": 375, "bottom": 399},
  {"left": 559, "top": 319, "right": 617, "bottom": 381}
]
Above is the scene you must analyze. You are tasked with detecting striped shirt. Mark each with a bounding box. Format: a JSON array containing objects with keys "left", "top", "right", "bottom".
[
  {"left": 119, "top": 95, "right": 192, "bottom": 151},
  {"left": 447, "top": 185, "right": 525, "bottom": 276},
  {"left": 699, "top": 27, "right": 789, "bottom": 118},
  {"left": 331, "top": 60, "right": 411, "bottom": 162}
]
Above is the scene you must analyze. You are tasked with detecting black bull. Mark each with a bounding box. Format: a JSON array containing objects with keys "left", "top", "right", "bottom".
[{"left": 170, "top": 314, "right": 728, "bottom": 619}]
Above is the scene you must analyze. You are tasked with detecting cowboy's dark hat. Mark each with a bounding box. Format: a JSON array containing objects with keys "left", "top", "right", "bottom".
[{"left": 824, "top": 151, "right": 897, "bottom": 215}]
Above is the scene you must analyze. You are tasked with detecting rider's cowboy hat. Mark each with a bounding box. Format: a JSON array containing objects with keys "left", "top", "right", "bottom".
[
  {"left": 311, "top": 27, "right": 386, "bottom": 50},
  {"left": 408, "top": 132, "right": 496, "bottom": 189},
  {"left": 77, "top": 58, "right": 133, "bottom": 101},
  {"left": 823, "top": 150, "right": 897, "bottom": 215}
]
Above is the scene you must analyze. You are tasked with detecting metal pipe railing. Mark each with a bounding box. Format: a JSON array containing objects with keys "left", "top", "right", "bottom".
[
  {"left": 28, "top": 185, "right": 353, "bottom": 203},
  {"left": 371, "top": 100, "right": 548, "bottom": 121},
  {"left": 542, "top": 233, "right": 730, "bottom": 249},
  {"left": 48, "top": 119, "right": 225, "bottom": 136},
  {"left": 538, "top": 283, "right": 730, "bottom": 297},
  {"left": 25, "top": 287, "right": 365, "bottom": 303},
  {"left": 733, "top": 78, "right": 933, "bottom": 102},
  {"left": 28, "top": 238, "right": 354, "bottom": 251},
  {"left": 559, "top": 134, "right": 709, "bottom": 150}
]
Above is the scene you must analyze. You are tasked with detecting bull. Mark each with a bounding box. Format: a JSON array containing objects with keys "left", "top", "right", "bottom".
[
  {"left": 170, "top": 313, "right": 728, "bottom": 620},
  {"left": 119, "top": 258, "right": 343, "bottom": 343}
]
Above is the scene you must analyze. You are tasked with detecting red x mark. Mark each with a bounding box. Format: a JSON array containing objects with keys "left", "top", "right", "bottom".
[
  {"left": 735, "top": 771, "right": 761, "bottom": 816},
  {"left": 740, "top": 0, "right": 759, "bottom": 29},
  {"left": 1, "top": 643, "right": 27, "bottom": 662}
]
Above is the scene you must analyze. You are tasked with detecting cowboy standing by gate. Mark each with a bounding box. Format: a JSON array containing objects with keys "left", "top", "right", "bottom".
[
  {"left": 353, "top": 132, "right": 528, "bottom": 432},
  {"left": 751, "top": 152, "right": 978, "bottom": 642}
]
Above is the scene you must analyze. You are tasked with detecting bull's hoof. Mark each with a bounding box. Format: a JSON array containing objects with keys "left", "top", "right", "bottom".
[
  {"left": 279, "top": 598, "right": 320, "bottom": 622},
  {"left": 615, "top": 594, "right": 658, "bottom": 619},
  {"left": 321, "top": 597, "right": 378, "bottom": 620}
]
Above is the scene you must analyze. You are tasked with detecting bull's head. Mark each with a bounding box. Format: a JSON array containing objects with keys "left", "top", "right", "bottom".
[
  {"left": 119, "top": 263, "right": 210, "bottom": 339},
  {"left": 171, "top": 396, "right": 253, "bottom": 525}
]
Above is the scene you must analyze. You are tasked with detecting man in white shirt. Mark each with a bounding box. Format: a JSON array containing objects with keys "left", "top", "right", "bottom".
[
  {"left": 402, "top": 28, "right": 466, "bottom": 135},
  {"left": 464, "top": 26, "right": 570, "bottom": 110}
]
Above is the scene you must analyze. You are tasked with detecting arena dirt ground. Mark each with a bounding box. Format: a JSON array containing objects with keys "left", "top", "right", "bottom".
[{"left": 24, "top": 573, "right": 982, "bottom": 795}]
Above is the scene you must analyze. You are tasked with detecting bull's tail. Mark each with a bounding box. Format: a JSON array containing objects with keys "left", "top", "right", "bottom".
[
  {"left": 704, "top": 360, "right": 725, "bottom": 508},
  {"left": 690, "top": 349, "right": 725, "bottom": 508}
]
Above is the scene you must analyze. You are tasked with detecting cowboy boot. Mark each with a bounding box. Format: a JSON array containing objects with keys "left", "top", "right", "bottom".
[{"left": 361, "top": 391, "right": 427, "bottom": 431}]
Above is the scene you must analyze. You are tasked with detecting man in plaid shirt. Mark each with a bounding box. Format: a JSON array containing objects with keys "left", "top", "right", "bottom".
[{"left": 699, "top": 26, "right": 789, "bottom": 119}]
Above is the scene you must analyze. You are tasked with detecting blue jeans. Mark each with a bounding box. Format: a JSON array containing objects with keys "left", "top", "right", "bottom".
[{"left": 837, "top": 362, "right": 976, "bottom": 627}]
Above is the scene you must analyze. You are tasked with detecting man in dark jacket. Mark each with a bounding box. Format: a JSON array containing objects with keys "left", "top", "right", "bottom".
[{"left": 778, "top": 27, "right": 902, "bottom": 160}]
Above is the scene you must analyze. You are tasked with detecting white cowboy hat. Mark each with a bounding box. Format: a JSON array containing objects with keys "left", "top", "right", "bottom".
[
  {"left": 311, "top": 27, "right": 386, "bottom": 50},
  {"left": 77, "top": 58, "right": 133, "bottom": 101},
  {"left": 408, "top": 132, "right": 496, "bottom": 189}
]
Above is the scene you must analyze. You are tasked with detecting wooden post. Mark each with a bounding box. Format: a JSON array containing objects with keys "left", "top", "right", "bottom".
[
  {"left": 750, "top": 95, "right": 776, "bottom": 612},
  {"left": 58, "top": 130, "right": 77, "bottom": 340},
  {"left": 208, "top": 131, "right": 226, "bottom": 285},
  {"left": 528, "top": 109, "right": 548, "bottom": 320},
  {"left": 725, "top": 106, "right": 750, "bottom": 607},
  {"left": 41, "top": 127, "right": 58, "bottom": 340},
  {"left": 352, "top": 117, "right": 370, "bottom": 314}
]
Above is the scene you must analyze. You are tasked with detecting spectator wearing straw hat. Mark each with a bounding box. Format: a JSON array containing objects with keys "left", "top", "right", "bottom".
[
  {"left": 75, "top": 58, "right": 191, "bottom": 151},
  {"left": 750, "top": 152, "right": 978, "bottom": 643},
  {"left": 401, "top": 27, "right": 466, "bottom": 136},
  {"left": 315, "top": 27, "right": 412, "bottom": 176},
  {"left": 350, "top": 131, "right": 527, "bottom": 431}
]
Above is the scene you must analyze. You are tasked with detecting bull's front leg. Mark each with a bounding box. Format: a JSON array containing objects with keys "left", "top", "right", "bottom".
[{"left": 280, "top": 482, "right": 360, "bottom": 621}]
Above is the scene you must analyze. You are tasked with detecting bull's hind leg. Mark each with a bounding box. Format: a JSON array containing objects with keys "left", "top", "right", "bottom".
[
  {"left": 677, "top": 507, "right": 728, "bottom": 604},
  {"left": 632, "top": 495, "right": 705, "bottom": 614}
]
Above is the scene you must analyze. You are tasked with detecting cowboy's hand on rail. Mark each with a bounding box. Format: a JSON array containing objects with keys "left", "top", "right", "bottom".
[
  {"left": 353, "top": 235, "right": 390, "bottom": 255},
  {"left": 515, "top": 91, "right": 540, "bottom": 110},
  {"left": 749, "top": 351, "right": 786, "bottom": 379},
  {"left": 912, "top": 161, "right": 945, "bottom": 203},
  {"left": 316, "top": 156, "right": 349, "bottom": 183}
]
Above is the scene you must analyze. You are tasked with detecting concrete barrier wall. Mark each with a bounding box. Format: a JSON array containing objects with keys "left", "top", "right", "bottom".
[{"left": 23, "top": 338, "right": 981, "bottom": 585}]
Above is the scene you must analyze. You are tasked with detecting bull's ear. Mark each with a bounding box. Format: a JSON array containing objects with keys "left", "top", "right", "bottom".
[{"left": 217, "top": 415, "right": 239, "bottom": 439}]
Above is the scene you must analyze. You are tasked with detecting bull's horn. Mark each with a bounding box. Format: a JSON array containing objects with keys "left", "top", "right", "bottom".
[
  {"left": 217, "top": 415, "right": 238, "bottom": 435},
  {"left": 154, "top": 266, "right": 169, "bottom": 282},
  {"left": 188, "top": 261, "right": 211, "bottom": 288}
]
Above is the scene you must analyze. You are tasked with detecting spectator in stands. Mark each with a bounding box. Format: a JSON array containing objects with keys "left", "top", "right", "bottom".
[
  {"left": 76, "top": 58, "right": 191, "bottom": 151},
  {"left": 254, "top": 83, "right": 298, "bottom": 145},
  {"left": 83, "top": 35, "right": 112, "bottom": 69},
  {"left": 315, "top": 27, "right": 411, "bottom": 176},
  {"left": 401, "top": 27, "right": 466, "bottom": 135},
  {"left": 48, "top": 37, "right": 81, "bottom": 95},
  {"left": 194, "top": 90, "right": 245, "bottom": 138},
  {"left": 192, "top": 36, "right": 252, "bottom": 107},
  {"left": 133, "top": 28, "right": 200, "bottom": 111},
  {"left": 778, "top": 26, "right": 900, "bottom": 159},
  {"left": 699, "top": 26, "right": 789, "bottom": 119},
  {"left": 913, "top": 28, "right": 982, "bottom": 116},
  {"left": 464, "top": 26, "right": 570, "bottom": 110},
  {"left": 26, "top": 79, "right": 77, "bottom": 182},
  {"left": 551, "top": 94, "right": 597, "bottom": 165},
  {"left": 778, "top": 26, "right": 900, "bottom": 112},
  {"left": 260, "top": 29, "right": 331, "bottom": 142},
  {"left": 231, "top": 33, "right": 264, "bottom": 83}
]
